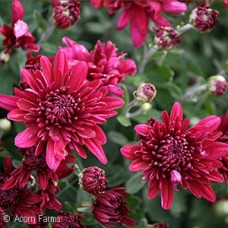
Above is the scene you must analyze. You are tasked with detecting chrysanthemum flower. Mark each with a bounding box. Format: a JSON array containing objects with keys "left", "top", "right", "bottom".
[
  {"left": 121, "top": 102, "right": 228, "bottom": 209},
  {"left": 53, "top": 212, "right": 85, "bottom": 228},
  {"left": 60, "top": 37, "right": 137, "bottom": 96},
  {"left": 0, "top": 0, "right": 39, "bottom": 54},
  {"left": 92, "top": 187, "right": 135, "bottom": 227},
  {"left": 217, "top": 111, "right": 228, "bottom": 184},
  {"left": 0, "top": 157, "right": 42, "bottom": 223},
  {"left": 0, "top": 51, "right": 123, "bottom": 170},
  {"left": 3, "top": 147, "right": 76, "bottom": 190},
  {"left": 91, "top": 0, "right": 187, "bottom": 47}
]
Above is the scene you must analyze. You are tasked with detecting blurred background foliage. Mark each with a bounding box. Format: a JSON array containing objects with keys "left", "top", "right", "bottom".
[{"left": 0, "top": 0, "right": 228, "bottom": 227}]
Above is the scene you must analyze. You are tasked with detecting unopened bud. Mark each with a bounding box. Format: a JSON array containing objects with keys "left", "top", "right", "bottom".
[
  {"left": 0, "top": 51, "right": 10, "bottom": 64},
  {"left": 141, "top": 103, "right": 152, "bottom": 114},
  {"left": 207, "top": 75, "right": 227, "bottom": 96},
  {"left": 134, "top": 83, "right": 157, "bottom": 103},
  {"left": 154, "top": 27, "right": 181, "bottom": 50},
  {"left": 52, "top": 0, "right": 80, "bottom": 29},
  {"left": 0, "top": 118, "right": 11, "bottom": 132},
  {"left": 189, "top": 6, "right": 219, "bottom": 32},
  {"left": 79, "top": 166, "right": 107, "bottom": 195}
]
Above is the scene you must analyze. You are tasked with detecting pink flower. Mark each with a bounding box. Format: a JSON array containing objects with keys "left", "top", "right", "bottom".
[
  {"left": 217, "top": 111, "right": 228, "bottom": 184},
  {"left": 0, "top": 0, "right": 39, "bottom": 54},
  {"left": 0, "top": 51, "right": 123, "bottom": 170},
  {"left": 0, "top": 157, "right": 42, "bottom": 224},
  {"left": 52, "top": 0, "right": 81, "bottom": 29},
  {"left": 121, "top": 102, "right": 228, "bottom": 209},
  {"left": 91, "top": 0, "right": 187, "bottom": 47},
  {"left": 92, "top": 187, "right": 135, "bottom": 227},
  {"left": 223, "top": 0, "right": 228, "bottom": 9},
  {"left": 60, "top": 37, "right": 137, "bottom": 96},
  {"left": 3, "top": 147, "right": 76, "bottom": 190}
]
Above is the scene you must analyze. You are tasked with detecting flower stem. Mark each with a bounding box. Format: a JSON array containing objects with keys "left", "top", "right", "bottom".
[
  {"left": 38, "top": 22, "right": 55, "bottom": 45},
  {"left": 181, "top": 84, "right": 207, "bottom": 102},
  {"left": 178, "top": 23, "right": 193, "bottom": 35},
  {"left": 125, "top": 99, "right": 141, "bottom": 118}
]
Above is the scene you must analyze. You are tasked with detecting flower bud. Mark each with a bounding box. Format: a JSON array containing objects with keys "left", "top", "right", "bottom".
[
  {"left": 141, "top": 103, "right": 152, "bottom": 114},
  {"left": 79, "top": 166, "right": 107, "bottom": 195},
  {"left": 0, "top": 118, "right": 11, "bottom": 132},
  {"left": 52, "top": 0, "right": 80, "bottom": 29},
  {"left": 207, "top": 75, "right": 228, "bottom": 96},
  {"left": 189, "top": 6, "right": 219, "bottom": 32},
  {"left": 134, "top": 83, "right": 157, "bottom": 103},
  {"left": 154, "top": 27, "right": 181, "bottom": 50},
  {"left": 0, "top": 51, "right": 10, "bottom": 64}
]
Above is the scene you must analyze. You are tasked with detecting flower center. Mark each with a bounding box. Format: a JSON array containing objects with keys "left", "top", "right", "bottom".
[
  {"left": 156, "top": 134, "right": 194, "bottom": 172},
  {"left": 39, "top": 87, "right": 78, "bottom": 125}
]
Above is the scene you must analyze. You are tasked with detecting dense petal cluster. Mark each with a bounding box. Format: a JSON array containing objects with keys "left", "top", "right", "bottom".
[
  {"left": 53, "top": 212, "right": 85, "bottom": 228},
  {"left": 217, "top": 111, "right": 228, "bottom": 184},
  {"left": 3, "top": 147, "right": 76, "bottom": 190},
  {"left": 92, "top": 187, "right": 135, "bottom": 227},
  {"left": 121, "top": 102, "right": 228, "bottom": 209},
  {"left": 0, "top": 51, "right": 124, "bottom": 170},
  {"left": 60, "top": 37, "right": 137, "bottom": 95},
  {"left": 0, "top": 0, "right": 39, "bottom": 54},
  {"left": 80, "top": 166, "right": 108, "bottom": 195},
  {"left": 0, "top": 157, "right": 42, "bottom": 224},
  {"left": 91, "top": 0, "right": 187, "bottom": 47},
  {"left": 52, "top": 0, "right": 81, "bottom": 29}
]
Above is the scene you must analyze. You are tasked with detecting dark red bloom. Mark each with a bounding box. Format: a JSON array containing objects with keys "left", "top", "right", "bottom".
[
  {"left": 121, "top": 102, "right": 228, "bottom": 209},
  {"left": 53, "top": 212, "right": 85, "bottom": 228},
  {"left": 91, "top": 0, "right": 187, "bottom": 47},
  {"left": 0, "top": 207, "right": 6, "bottom": 228},
  {"left": 217, "top": 111, "right": 228, "bottom": 184},
  {"left": 0, "top": 0, "right": 39, "bottom": 54},
  {"left": 0, "top": 51, "right": 123, "bottom": 170},
  {"left": 3, "top": 147, "right": 76, "bottom": 190},
  {"left": 52, "top": 0, "right": 80, "bottom": 29},
  {"left": 0, "top": 157, "right": 42, "bottom": 224},
  {"left": 92, "top": 187, "right": 135, "bottom": 227},
  {"left": 207, "top": 75, "right": 228, "bottom": 97},
  {"left": 60, "top": 37, "right": 137, "bottom": 96},
  {"left": 80, "top": 166, "right": 108, "bottom": 195}
]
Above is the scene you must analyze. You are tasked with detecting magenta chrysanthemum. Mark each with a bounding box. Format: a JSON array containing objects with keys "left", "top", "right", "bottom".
[
  {"left": 121, "top": 102, "right": 228, "bottom": 209},
  {"left": 0, "top": 0, "right": 39, "bottom": 54},
  {"left": 91, "top": 0, "right": 187, "bottom": 47},
  {"left": 0, "top": 51, "right": 124, "bottom": 170},
  {"left": 60, "top": 37, "right": 137, "bottom": 96}
]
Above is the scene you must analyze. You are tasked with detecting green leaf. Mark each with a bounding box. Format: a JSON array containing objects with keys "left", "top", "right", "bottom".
[
  {"left": 117, "top": 115, "right": 132, "bottom": 127},
  {"left": 126, "top": 172, "right": 145, "bottom": 194},
  {"left": 107, "top": 131, "right": 129, "bottom": 146}
]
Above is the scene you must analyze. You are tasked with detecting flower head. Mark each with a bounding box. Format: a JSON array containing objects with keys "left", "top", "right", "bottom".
[
  {"left": 189, "top": 6, "right": 219, "bottom": 32},
  {"left": 3, "top": 147, "right": 76, "bottom": 190},
  {"left": 0, "top": 51, "right": 123, "bottom": 170},
  {"left": 91, "top": 0, "right": 187, "bottom": 47},
  {"left": 121, "top": 102, "right": 228, "bottom": 209},
  {"left": 60, "top": 37, "right": 137, "bottom": 96},
  {"left": 134, "top": 83, "right": 157, "bottom": 103},
  {"left": 207, "top": 75, "right": 228, "bottom": 96},
  {"left": 79, "top": 166, "right": 108, "bottom": 195},
  {"left": 154, "top": 27, "right": 181, "bottom": 50},
  {"left": 223, "top": 0, "right": 228, "bottom": 9},
  {"left": 52, "top": 0, "right": 81, "bottom": 29},
  {"left": 0, "top": 157, "right": 42, "bottom": 223},
  {"left": 53, "top": 212, "right": 85, "bottom": 228},
  {"left": 0, "top": 0, "right": 39, "bottom": 54},
  {"left": 92, "top": 187, "right": 135, "bottom": 227}
]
